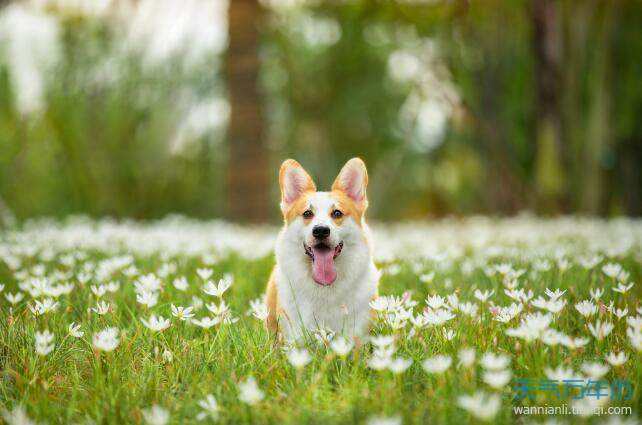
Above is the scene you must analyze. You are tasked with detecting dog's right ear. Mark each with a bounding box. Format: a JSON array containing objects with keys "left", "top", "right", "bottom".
[{"left": 279, "top": 159, "right": 316, "bottom": 212}]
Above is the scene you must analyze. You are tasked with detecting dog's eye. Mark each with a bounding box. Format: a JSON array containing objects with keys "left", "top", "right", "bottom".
[
  {"left": 331, "top": 209, "right": 343, "bottom": 219},
  {"left": 303, "top": 210, "right": 314, "bottom": 219}
]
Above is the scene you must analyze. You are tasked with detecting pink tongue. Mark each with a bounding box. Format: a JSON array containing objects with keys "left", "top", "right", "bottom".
[{"left": 312, "top": 247, "right": 337, "bottom": 285}]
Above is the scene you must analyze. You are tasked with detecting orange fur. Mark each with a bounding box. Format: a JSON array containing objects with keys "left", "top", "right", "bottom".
[
  {"left": 283, "top": 192, "right": 314, "bottom": 223},
  {"left": 329, "top": 190, "right": 365, "bottom": 227},
  {"left": 265, "top": 269, "right": 281, "bottom": 333}
]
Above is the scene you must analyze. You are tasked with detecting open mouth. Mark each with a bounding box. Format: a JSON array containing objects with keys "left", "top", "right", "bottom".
[{"left": 304, "top": 241, "right": 343, "bottom": 286}]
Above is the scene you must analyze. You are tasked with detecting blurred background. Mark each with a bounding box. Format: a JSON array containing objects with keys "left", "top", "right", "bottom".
[{"left": 0, "top": 0, "right": 640, "bottom": 223}]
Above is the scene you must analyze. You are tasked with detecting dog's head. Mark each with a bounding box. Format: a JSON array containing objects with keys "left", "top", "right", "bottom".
[{"left": 279, "top": 158, "right": 369, "bottom": 286}]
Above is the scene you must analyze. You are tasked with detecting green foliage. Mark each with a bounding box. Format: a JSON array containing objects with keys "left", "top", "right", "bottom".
[{"left": 1, "top": 1, "right": 641, "bottom": 220}]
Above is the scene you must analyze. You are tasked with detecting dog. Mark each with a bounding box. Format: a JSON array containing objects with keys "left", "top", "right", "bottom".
[{"left": 265, "top": 158, "right": 379, "bottom": 341}]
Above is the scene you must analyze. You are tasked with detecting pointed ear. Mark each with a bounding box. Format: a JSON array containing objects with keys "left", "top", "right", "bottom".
[
  {"left": 332, "top": 157, "right": 368, "bottom": 208},
  {"left": 279, "top": 159, "right": 316, "bottom": 212}
]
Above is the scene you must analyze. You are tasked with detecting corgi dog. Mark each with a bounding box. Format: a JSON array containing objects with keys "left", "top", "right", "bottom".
[{"left": 265, "top": 158, "right": 379, "bottom": 341}]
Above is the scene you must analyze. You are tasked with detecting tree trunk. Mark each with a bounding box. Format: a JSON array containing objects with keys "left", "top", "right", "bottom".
[
  {"left": 532, "top": 0, "right": 567, "bottom": 213},
  {"left": 226, "top": 0, "right": 269, "bottom": 222}
]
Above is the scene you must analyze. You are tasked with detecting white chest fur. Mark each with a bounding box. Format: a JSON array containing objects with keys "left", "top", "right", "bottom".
[{"left": 274, "top": 226, "right": 378, "bottom": 341}]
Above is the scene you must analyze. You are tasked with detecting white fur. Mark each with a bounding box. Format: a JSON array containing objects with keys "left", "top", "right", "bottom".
[{"left": 274, "top": 192, "right": 378, "bottom": 341}]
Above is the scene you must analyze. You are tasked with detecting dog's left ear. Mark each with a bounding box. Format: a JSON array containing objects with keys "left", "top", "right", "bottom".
[{"left": 332, "top": 157, "right": 368, "bottom": 210}]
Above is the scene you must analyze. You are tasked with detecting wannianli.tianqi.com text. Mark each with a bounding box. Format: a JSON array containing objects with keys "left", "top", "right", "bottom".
[{"left": 513, "top": 405, "right": 633, "bottom": 416}]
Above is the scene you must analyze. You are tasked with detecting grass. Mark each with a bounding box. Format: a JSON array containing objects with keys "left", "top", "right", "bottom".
[{"left": 0, "top": 217, "right": 640, "bottom": 424}]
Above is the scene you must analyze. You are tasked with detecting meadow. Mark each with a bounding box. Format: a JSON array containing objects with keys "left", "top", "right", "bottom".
[{"left": 0, "top": 216, "right": 640, "bottom": 424}]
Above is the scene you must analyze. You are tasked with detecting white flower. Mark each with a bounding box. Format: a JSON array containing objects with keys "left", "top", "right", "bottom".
[
  {"left": 532, "top": 296, "right": 566, "bottom": 314},
  {"left": 458, "top": 302, "right": 478, "bottom": 318},
  {"left": 457, "top": 391, "right": 501, "bottom": 421},
  {"left": 171, "top": 304, "right": 195, "bottom": 321},
  {"left": 578, "top": 255, "right": 602, "bottom": 269},
  {"left": 369, "top": 297, "right": 388, "bottom": 312},
  {"left": 425, "top": 294, "right": 446, "bottom": 310},
  {"left": 545, "top": 299, "right": 566, "bottom": 314},
  {"left": 492, "top": 303, "right": 522, "bottom": 322},
  {"left": 589, "top": 287, "right": 604, "bottom": 301},
  {"left": 602, "top": 263, "right": 623, "bottom": 279},
  {"left": 627, "top": 315, "right": 642, "bottom": 330},
  {"left": 612, "top": 307, "right": 628, "bottom": 320},
  {"left": 474, "top": 289, "right": 494, "bottom": 302},
  {"left": 196, "top": 268, "right": 213, "bottom": 280},
  {"left": 287, "top": 348, "right": 312, "bottom": 369},
  {"left": 5, "top": 291, "right": 24, "bottom": 305},
  {"left": 505, "top": 312, "right": 552, "bottom": 342},
  {"left": 136, "top": 290, "right": 159, "bottom": 308},
  {"left": 423, "top": 309, "right": 455, "bottom": 326},
  {"left": 202, "top": 275, "right": 232, "bottom": 297},
  {"left": 588, "top": 320, "right": 614, "bottom": 340},
  {"left": 422, "top": 355, "right": 452, "bottom": 374},
  {"left": 385, "top": 308, "right": 412, "bottom": 330},
  {"left": 35, "top": 329, "right": 54, "bottom": 356},
  {"left": 142, "top": 405, "right": 169, "bottom": 425},
  {"left": 105, "top": 281, "right": 120, "bottom": 293},
  {"left": 366, "top": 415, "right": 402, "bottom": 425},
  {"left": 191, "top": 316, "right": 221, "bottom": 329},
  {"left": 68, "top": 322, "right": 84, "bottom": 338},
  {"left": 141, "top": 315, "right": 171, "bottom": 332},
  {"left": 559, "top": 334, "right": 590, "bottom": 350},
  {"left": 612, "top": 282, "right": 634, "bottom": 294},
  {"left": 329, "top": 336, "right": 354, "bottom": 357},
  {"left": 388, "top": 357, "right": 412, "bottom": 374},
  {"left": 495, "top": 263, "right": 513, "bottom": 275},
  {"left": 173, "top": 276, "right": 189, "bottom": 291},
  {"left": 196, "top": 394, "right": 219, "bottom": 421},
  {"left": 446, "top": 293, "right": 459, "bottom": 310},
  {"left": 248, "top": 298, "right": 268, "bottom": 321},
  {"left": 575, "top": 300, "right": 597, "bottom": 318},
  {"left": 605, "top": 351, "right": 628, "bottom": 367},
  {"left": 206, "top": 300, "right": 230, "bottom": 317},
  {"left": 483, "top": 369, "right": 512, "bottom": 389},
  {"left": 90, "top": 284, "right": 107, "bottom": 297},
  {"left": 458, "top": 348, "right": 475, "bottom": 368},
  {"left": 480, "top": 352, "right": 510, "bottom": 371},
  {"left": 540, "top": 329, "right": 562, "bottom": 346},
  {"left": 442, "top": 328, "right": 456, "bottom": 341},
  {"left": 238, "top": 376, "right": 264, "bottom": 405},
  {"left": 92, "top": 327, "right": 120, "bottom": 352},
  {"left": 544, "top": 288, "right": 566, "bottom": 301},
  {"left": 135, "top": 274, "right": 162, "bottom": 293},
  {"left": 368, "top": 355, "right": 391, "bottom": 371},
  {"left": 29, "top": 298, "right": 59, "bottom": 316},
  {"left": 627, "top": 327, "right": 642, "bottom": 351},
  {"left": 370, "top": 335, "right": 395, "bottom": 348},
  {"left": 580, "top": 362, "right": 610, "bottom": 379},
  {"left": 419, "top": 272, "right": 435, "bottom": 284},
  {"left": 544, "top": 365, "right": 583, "bottom": 381},
  {"left": 91, "top": 300, "right": 111, "bottom": 315},
  {"left": 504, "top": 288, "right": 533, "bottom": 303}
]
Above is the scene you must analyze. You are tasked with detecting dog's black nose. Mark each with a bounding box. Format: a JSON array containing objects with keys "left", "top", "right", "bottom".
[{"left": 312, "top": 225, "right": 330, "bottom": 239}]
